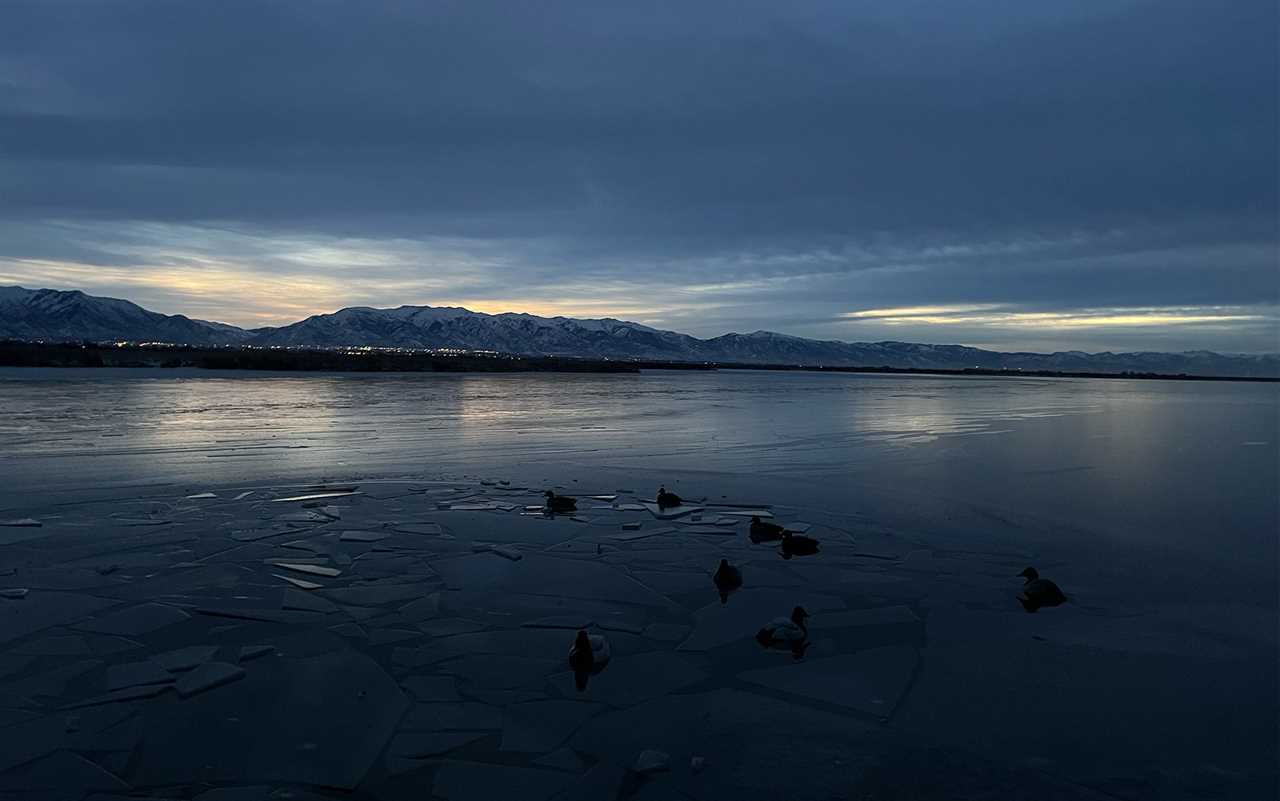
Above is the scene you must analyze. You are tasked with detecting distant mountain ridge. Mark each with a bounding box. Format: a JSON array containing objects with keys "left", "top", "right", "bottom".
[{"left": 1, "top": 285, "right": 1276, "bottom": 378}]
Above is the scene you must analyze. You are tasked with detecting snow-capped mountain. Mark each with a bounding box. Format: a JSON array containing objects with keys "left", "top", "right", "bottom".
[
  {"left": 0, "top": 286, "right": 251, "bottom": 345},
  {"left": 2, "top": 286, "right": 1276, "bottom": 377}
]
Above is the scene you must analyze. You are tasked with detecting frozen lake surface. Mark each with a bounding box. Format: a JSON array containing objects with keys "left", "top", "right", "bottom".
[{"left": 0, "top": 367, "right": 1276, "bottom": 799}]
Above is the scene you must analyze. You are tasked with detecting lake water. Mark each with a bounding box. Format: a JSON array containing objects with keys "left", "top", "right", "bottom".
[
  {"left": 2, "top": 367, "right": 1276, "bottom": 576},
  {"left": 1, "top": 366, "right": 1277, "bottom": 798}
]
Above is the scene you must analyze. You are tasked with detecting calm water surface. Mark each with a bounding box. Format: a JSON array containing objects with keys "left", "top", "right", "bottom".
[{"left": 1, "top": 367, "right": 1276, "bottom": 574}]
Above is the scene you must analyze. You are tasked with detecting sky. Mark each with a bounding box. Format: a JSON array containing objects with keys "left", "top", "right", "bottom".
[{"left": 0, "top": 0, "right": 1276, "bottom": 353}]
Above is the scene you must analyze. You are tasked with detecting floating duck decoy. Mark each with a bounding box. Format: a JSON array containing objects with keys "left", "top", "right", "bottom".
[
  {"left": 1017, "top": 567, "right": 1067, "bottom": 612},
  {"left": 544, "top": 490, "right": 577, "bottom": 513},
  {"left": 779, "top": 530, "right": 820, "bottom": 559},
  {"left": 712, "top": 558, "right": 743, "bottom": 604},
  {"left": 756, "top": 606, "right": 809, "bottom": 659},
  {"left": 656, "top": 486, "right": 683, "bottom": 509},
  {"left": 568, "top": 629, "right": 611, "bottom": 691},
  {"left": 749, "top": 516, "right": 787, "bottom": 543}
]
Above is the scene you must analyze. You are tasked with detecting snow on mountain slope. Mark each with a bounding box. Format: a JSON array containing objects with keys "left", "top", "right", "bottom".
[
  {"left": 2, "top": 286, "right": 1275, "bottom": 377},
  {"left": 0, "top": 287, "right": 250, "bottom": 345}
]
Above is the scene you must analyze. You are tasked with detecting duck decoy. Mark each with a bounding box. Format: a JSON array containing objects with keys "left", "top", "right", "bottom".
[
  {"left": 712, "top": 558, "right": 743, "bottom": 604},
  {"left": 779, "top": 530, "right": 820, "bottom": 559},
  {"left": 544, "top": 490, "right": 577, "bottom": 513},
  {"left": 749, "top": 515, "right": 787, "bottom": 543},
  {"left": 568, "top": 629, "right": 611, "bottom": 691},
  {"left": 656, "top": 486, "right": 683, "bottom": 509},
  {"left": 756, "top": 606, "right": 810, "bottom": 659},
  {"left": 1017, "top": 567, "right": 1067, "bottom": 612}
]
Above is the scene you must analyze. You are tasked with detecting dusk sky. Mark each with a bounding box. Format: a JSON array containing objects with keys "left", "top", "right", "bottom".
[{"left": 1, "top": 0, "right": 1276, "bottom": 353}]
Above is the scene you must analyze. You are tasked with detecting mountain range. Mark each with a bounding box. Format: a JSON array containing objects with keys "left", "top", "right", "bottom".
[{"left": 1, "top": 285, "right": 1276, "bottom": 377}]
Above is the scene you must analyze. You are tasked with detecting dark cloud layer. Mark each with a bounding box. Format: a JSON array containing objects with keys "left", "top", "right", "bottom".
[{"left": 0, "top": 0, "right": 1276, "bottom": 351}]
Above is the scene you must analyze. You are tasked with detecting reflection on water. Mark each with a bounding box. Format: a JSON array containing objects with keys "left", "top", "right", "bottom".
[{"left": 0, "top": 368, "right": 1275, "bottom": 568}]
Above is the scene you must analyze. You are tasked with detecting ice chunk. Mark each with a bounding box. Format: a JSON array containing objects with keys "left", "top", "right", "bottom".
[
  {"left": 186, "top": 492, "right": 218, "bottom": 499},
  {"left": 389, "top": 730, "right": 487, "bottom": 758},
  {"left": 154, "top": 645, "right": 219, "bottom": 672},
  {"left": 401, "top": 701, "right": 502, "bottom": 731},
  {"left": 712, "top": 508, "right": 773, "bottom": 518},
  {"left": 643, "top": 623, "right": 692, "bottom": 642},
  {"left": 322, "top": 582, "right": 425, "bottom": 606},
  {"left": 282, "top": 587, "right": 339, "bottom": 613},
  {"left": 175, "top": 662, "right": 245, "bottom": 698},
  {"left": 808, "top": 605, "right": 920, "bottom": 630},
  {"left": 396, "top": 522, "right": 444, "bottom": 535},
  {"left": 63, "top": 683, "right": 170, "bottom": 709},
  {"left": 75, "top": 602, "right": 190, "bottom": 637},
  {"left": 400, "top": 675, "right": 461, "bottom": 701},
  {"left": 418, "top": 617, "right": 486, "bottom": 637},
  {"left": 330, "top": 622, "right": 368, "bottom": 639},
  {"left": 0, "top": 750, "right": 128, "bottom": 795},
  {"left": 787, "top": 522, "right": 813, "bottom": 533},
  {"left": 15, "top": 634, "right": 90, "bottom": 656},
  {"left": 500, "top": 699, "right": 603, "bottom": 752},
  {"left": 271, "top": 491, "right": 360, "bottom": 503},
  {"left": 0, "top": 591, "right": 119, "bottom": 644},
  {"left": 133, "top": 650, "right": 408, "bottom": 790},
  {"left": 194, "top": 786, "right": 273, "bottom": 801},
  {"left": 340, "top": 529, "right": 390, "bottom": 542},
  {"left": 533, "top": 746, "right": 587, "bottom": 772},
  {"left": 370, "top": 628, "right": 421, "bottom": 646},
  {"left": 553, "top": 652, "right": 706, "bottom": 707},
  {"left": 271, "top": 562, "right": 342, "bottom": 578},
  {"left": 432, "top": 762, "right": 575, "bottom": 801},
  {"left": 239, "top": 645, "right": 276, "bottom": 662},
  {"left": 633, "top": 749, "right": 671, "bottom": 775},
  {"left": 105, "top": 659, "right": 172, "bottom": 691},
  {"left": 522, "top": 615, "right": 594, "bottom": 630},
  {"left": 639, "top": 501, "right": 703, "bottom": 520},
  {"left": 738, "top": 647, "right": 918, "bottom": 719},
  {"left": 0, "top": 518, "right": 41, "bottom": 527}
]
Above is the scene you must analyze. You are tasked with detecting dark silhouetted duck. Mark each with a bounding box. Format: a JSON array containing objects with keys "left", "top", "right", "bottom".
[
  {"left": 712, "top": 558, "right": 743, "bottom": 604},
  {"left": 779, "top": 530, "right": 820, "bottom": 559},
  {"left": 656, "top": 486, "right": 683, "bottom": 509},
  {"left": 544, "top": 490, "right": 577, "bottom": 513},
  {"left": 756, "top": 606, "right": 809, "bottom": 659},
  {"left": 568, "top": 629, "right": 611, "bottom": 691},
  {"left": 1018, "top": 567, "right": 1067, "bottom": 612},
  {"left": 749, "top": 516, "right": 787, "bottom": 543}
]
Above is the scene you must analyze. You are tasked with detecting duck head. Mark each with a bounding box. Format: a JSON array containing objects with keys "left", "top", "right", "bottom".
[
  {"left": 790, "top": 606, "right": 809, "bottom": 627},
  {"left": 1019, "top": 567, "right": 1040, "bottom": 581},
  {"left": 544, "top": 490, "right": 556, "bottom": 499},
  {"left": 750, "top": 516, "right": 761, "bottom": 524},
  {"left": 573, "top": 629, "right": 590, "bottom": 650}
]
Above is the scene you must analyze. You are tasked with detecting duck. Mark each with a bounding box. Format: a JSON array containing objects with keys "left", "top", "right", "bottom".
[
  {"left": 568, "top": 629, "right": 611, "bottom": 691},
  {"left": 779, "top": 530, "right": 820, "bottom": 559},
  {"left": 712, "top": 558, "right": 743, "bottom": 604},
  {"left": 749, "top": 516, "right": 787, "bottom": 543},
  {"left": 656, "top": 486, "right": 683, "bottom": 509},
  {"left": 544, "top": 490, "right": 577, "bottom": 513},
  {"left": 1017, "top": 567, "right": 1067, "bottom": 612},
  {"left": 756, "top": 606, "right": 810, "bottom": 659}
]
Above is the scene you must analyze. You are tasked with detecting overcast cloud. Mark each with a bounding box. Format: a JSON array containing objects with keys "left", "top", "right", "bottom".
[{"left": 0, "top": 0, "right": 1275, "bottom": 352}]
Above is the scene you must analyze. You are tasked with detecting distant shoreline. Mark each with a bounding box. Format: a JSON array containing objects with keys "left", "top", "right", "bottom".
[{"left": 1, "top": 340, "right": 1276, "bottom": 382}]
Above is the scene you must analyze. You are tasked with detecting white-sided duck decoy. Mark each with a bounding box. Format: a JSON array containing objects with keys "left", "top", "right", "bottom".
[
  {"left": 568, "top": 629, "right": 611, "bottom": 691},
  {"left": 749, "top": 516, "right": 787, "bottom": 543},
  {"left": 656, "top": 486, "right": 683, "bottom": 509},
  {"left": 779, "top": 530, "right": 820, "bottom": 559},
  {"left": 756, "top": 606, "right": 810, "bottom": 659},
  {"left": 544, "top": 490, "right": 577, "bottom": 513},
  {"left": 1018, "top": 567, "right": 1067, "bottom": 612},
  {"left": 713, "top": 558, "right": 743, "bottom": 604}
]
